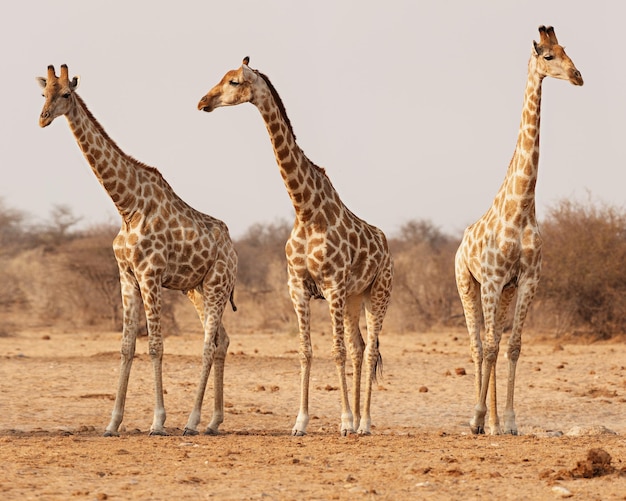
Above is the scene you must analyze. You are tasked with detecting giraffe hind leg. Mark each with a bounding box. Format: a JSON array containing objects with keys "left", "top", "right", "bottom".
[
  {"left": 183, "top": 288, "right": 229, "bottom": 436},
  {"left": 204, "top": 323, "right": 229, "bottom": 435},
  {"left": 358, "top": 266, "right": 391, "bottom": 436},
  {"left": 344, "top": 295, "right": 365, "bottom": 433},
  {"left": 455, "top": 262, "right": 485, "bottom": 434}
]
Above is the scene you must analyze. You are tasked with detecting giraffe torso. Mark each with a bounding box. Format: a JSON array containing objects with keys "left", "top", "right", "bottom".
[
  {"left": 68, "top": 95, "right": 236, "bottom": 293},
  {"left": 285, "top": 174, "right": 391, "bottom": 300},
  {"left": 113, "top": 191, "right": 234, "bottom": 292},
  {"left": 459, "top": 201, "right": 542, "bottom": 288}
]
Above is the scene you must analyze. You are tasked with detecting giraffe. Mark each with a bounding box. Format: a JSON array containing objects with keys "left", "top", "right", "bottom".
[
  {"left": 197, "top": 57, "right": 393, "bottom": 436},
  {"left": 37, "top": 64, "right": 238, "bottom": 437},
  {"left": 454, "top": 26, "right": 583, "bottom": 435}
]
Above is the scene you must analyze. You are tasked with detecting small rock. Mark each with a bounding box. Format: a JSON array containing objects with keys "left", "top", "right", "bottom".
[{"left": 552, "top": 486, "right": 573, "bottom": 498}]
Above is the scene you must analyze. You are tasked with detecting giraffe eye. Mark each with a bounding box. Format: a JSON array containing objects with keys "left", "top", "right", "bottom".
[
  {"left": 62, "top": 93, "right": 71, "bottom": 98},
  {"left": 543, "top": 54, "right": 554, "bottom": 61},
  {"left": 229, "top": 80, "right": 240, "bottom": 87}
]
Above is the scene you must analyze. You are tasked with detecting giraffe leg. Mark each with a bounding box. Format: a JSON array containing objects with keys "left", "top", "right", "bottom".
[
  {"left": 344, "top": 295, "right": 365, "bottom": 433},
  {"left": 488, "top": 284, "right": 516, "bottom": 435},
  {"left": 182, "top": 318, "right": 218, "bottom": 436},
  {"left": 475, "top": 277, "right": 506, "bottom": 437},
  {"left": 358, "top": 267, "right": 391, "bottom": 435},
  {"left": 291, "top": 285, "right": 312, "bottom": 436},
  {"left": 328, "top": 293, "right": 356, "bottom": 436},
  {"left": 183, "top": 286, "right": 230, "bottom": 436},
  {"left": 503, "top": 279, "right": 537, "bottom": 435},
  {"left": 104, "top": 277, "right": 141, "bottom": 437},
  {"left": 455, "top": 259, "right": 485, "bottom": 434},
  {"left": 140, "top": 284, "right": 168, "bottom": 436},
  {"left": 204, "top": 323, "right": 229, "bottom": 435},
  {"left": 487, "top": 361, "right": 500, "bottom": 435}
]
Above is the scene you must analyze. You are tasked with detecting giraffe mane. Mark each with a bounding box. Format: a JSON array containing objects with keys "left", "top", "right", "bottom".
[
  {"left": 255, "top": 70, "right": 329, "bottom": 180},
  {"left": 73, "top": 93, "right": 175, "bottom": 190},
  {"left": 255, "top": 71, "right": 296, "bottom": 139}
]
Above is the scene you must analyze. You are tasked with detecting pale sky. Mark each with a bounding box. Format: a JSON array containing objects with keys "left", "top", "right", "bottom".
[{"left": 2, "top": 1, "right": 623, "bottom": 239}]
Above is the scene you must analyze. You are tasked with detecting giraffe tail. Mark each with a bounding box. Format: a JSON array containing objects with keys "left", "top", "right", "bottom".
[
  {"left": 229, "top": 289, "right": 237, "bottom": 312},
  {"left": 373, "top": 352, "right": 383, "bottom": 383},
  {"left": 372, "top": 337, "right": 383, "bottom": 383}
]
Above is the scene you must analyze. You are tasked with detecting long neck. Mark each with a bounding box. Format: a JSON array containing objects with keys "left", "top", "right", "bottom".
[
  {"left": 65, "top": 94, "right": 144, "bottom": 218},
  {"left": 253, "top": 79, "right": 341, "bottom": 223},
  {"left": 497, "top": 57, "right": 544, "bottom": 216}
]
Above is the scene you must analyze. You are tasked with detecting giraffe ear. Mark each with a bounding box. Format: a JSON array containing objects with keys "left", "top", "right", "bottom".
[
  {"left": 70, "top": 76, "right": 80, "bottom": 90},
  {"left": 532, "top": 40, "right": 542, "bottom": 56},
  {"left": 36, "top": 77, "right": 47, "bottom": 89},
  {"left": 241, "top": 64, "right": 257, "bottom": 83}
]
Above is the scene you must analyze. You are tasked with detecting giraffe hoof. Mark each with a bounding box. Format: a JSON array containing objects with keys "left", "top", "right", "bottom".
[
  {"left": 340, "top": 428, "right": 356, "bottom": 437},
  {"left": 357, "top": 430, "right": 372, "bottom": 436},
  {"left": 505, "top": 429, "right": 518, "bottom": 436},
  {"left": 470, "top": 424, "right": 485, "bottom": 435},
  {"left": 183, "top": 428, "right": 199, "bottom": 436},
  {"left": 203, "top": 427, "right": 219, "bottom": 436},
  {"left": 149, "top": 429, "right": 169, "bottom": 437},
  {"left": 292, "top": 430, "right": 307, "bottom": 437},
  {"left": 103, "top": 430, "right": 119, "bottom": 437}
]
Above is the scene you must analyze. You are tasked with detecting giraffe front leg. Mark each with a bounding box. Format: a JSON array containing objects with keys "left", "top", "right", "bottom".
[
  {"left": 471, "top": 354, "right": 491, "bottom": 435},
  {"left": 291, "top": 290, "right": 312, "bottom": 436},
  {"left": 328, "top": 296, "right": 355, "bottom": 436},
  {"left": 487, "top": 361, "right": 502, "bottom": 435},
  {"left": 490, "top": 284, "right": 515, "bottom": 435},
  {"left": 503, "top": 280, "right": 536, "bottom": 435},
  {"left": 293, "top": 350, "right": 312, "bottom": 436},
  {"left": 473, "top": 323, "right": 502, "bottom": 435},
  {"left": 503, "top": 356, "right": 518, "bottom": 435},
  {"left": 104, "top": 279, "right": 141, "bottom": 437}
]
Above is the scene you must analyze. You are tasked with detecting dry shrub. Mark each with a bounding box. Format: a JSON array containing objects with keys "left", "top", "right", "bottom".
[
  {"left": 386, "top": 220, "right": 462, "bottom": 332},
  {"left": 231, "top": 221, "right": 297, "bottom": 331},
  {"left": 7, "top": 223, "right": 181, "bottom": 333},
  {"left": 6, "top": 197, "right": 626, "bottom": 340},
  {"left": 537, "top": 198, "right": 626, "bottom": 339}
]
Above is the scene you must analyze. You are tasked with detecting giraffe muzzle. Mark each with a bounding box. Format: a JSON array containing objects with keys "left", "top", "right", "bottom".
[
  {"left": 198, "top": 94, "right": 220, "bottom": 113},
  {"left": 197, "top": 96, "right": 213, "bottom": 112},
  {"left": 39, "top": 111, "right": 52, "bottom": 128}
]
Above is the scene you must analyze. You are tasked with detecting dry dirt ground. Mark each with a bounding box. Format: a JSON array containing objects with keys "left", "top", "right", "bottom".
[{"left": 1, "top": 327, "right": 625, "bottom": 500}]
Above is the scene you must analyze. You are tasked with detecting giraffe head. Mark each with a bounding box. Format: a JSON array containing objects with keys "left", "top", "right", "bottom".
[
  {"left": 197, "top": 57, "right": 260, "bottom": 112},
  {"left": 37, "top": 64, "right": 80, "bottom": 127},
  {"left": 532, "top": 26, "right": 583, "bottom": 86}
]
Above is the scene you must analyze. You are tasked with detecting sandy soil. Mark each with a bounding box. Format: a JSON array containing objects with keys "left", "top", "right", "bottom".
[{"left": 1, "top": 327, "right": 625, "bottom": 500}]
